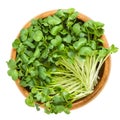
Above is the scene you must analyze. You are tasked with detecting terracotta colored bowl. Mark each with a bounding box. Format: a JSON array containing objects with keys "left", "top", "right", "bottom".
[{"left": 11, "top": 10, "right": 111, "bottom": 110}]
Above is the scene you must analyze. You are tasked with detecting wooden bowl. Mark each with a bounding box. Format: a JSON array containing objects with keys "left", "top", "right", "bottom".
[{"left": 11, "top": 10, "right": 111, "bottom": 110}]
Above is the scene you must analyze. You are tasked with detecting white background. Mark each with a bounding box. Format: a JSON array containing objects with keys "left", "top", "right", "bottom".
[{"left": 0, "top": 0, "right": 120, "bottom": 119}]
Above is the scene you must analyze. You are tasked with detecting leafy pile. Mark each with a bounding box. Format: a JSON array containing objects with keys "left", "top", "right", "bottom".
[{"left": 7, "top": 8, "right": 118, "bottom": 114}]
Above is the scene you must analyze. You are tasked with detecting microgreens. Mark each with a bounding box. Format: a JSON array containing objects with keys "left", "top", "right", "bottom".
[{"left": 7, "top": 8, "right": 118, "bottom": 114}]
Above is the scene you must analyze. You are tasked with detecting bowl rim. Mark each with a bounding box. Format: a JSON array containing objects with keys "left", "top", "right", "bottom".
[{"left": 11, "top": 9, "right": 111, "bottom": 110}]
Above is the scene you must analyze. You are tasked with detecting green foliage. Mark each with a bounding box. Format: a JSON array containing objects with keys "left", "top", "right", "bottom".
[
  {"left": 7, "top": 8, "right": 118, "bottom": 114},
  {"left": 7, "top": 59, "right": 17, "bottom": 69},
  {"left": 7, "top": 59, "right": 18, "bottom": 80},
  {"left": 33, "top": 30, "right": 43, "bottom": 41},
  {"left": 7, "top": 69, "right": 18, "bottom": 80}
]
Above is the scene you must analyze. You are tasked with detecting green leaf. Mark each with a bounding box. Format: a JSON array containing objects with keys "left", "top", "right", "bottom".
[
  {"left": 83, "top": 20, "right": 104, "bottom": 37},
  {"left": 17, "top": 44, "right": 26, "bottom": 54},
  {"left": 98, "top": 48, "right": 108, "bottom": 59},
  {"left": 20, "top": 29, "right": 28, "bottom": 36},
  {"left": 73, "top": 38, "right": 87, "bottom": 50},
  {"left": 78, "top": 46, "right": 93, "bottom": 56},
  {"left": 41, "top": 48, "right": 50, "bottom": 59},
  {"left": 20, "top": 29, "right": 28, "bottom": 41},
  {"left": 31, "top": 87, "right": 38, "bottom": 94},
  {"left": 29, "top": 69, "right": 38, "bottom": 77},
  {"left": 24, "top": 41, "right": 35, "bottom": 49},
  {"left": 50, "top": 24, "right": 63, "bottom": 36},
  {"left": 7, "top": 59, "right": 16, "bottom": 69},
  {"left": 34, "top": 92, "right": 42, "bottom": 101},
  {"left": 53, "top": 105, "right": 66, "bottom": 114},
  {"left": 58, "top": 44, "right": 65, "bottom": 51},
  {"left": 52, "top": 53, "right": 60, "bottom": 59},
  {"left": 28, "top": 26, "right": 34, "bottom": 38},
  {"left": 31, "top": 19, "right": 38, "bottom": 25},
  {"left": 7, "top": 69, "right": 18, "bottom": 80},
  {"left": 20, "top": 53, "right": 29, "bottom": 63},
  {"left": 55, "top": 9, "right": 66, "bottom": 18},
  {"left": 80, "top": 32, "right": 86, "bottom": 38},
  {"left": 88, "top": 41, "right": 97, "bottom": 50},
  {"left": 33, "top": 47, "right": 40, "bottom": 58},
  {"left": 33, "top": 60, "right": 41, "bottom": 67},
  {"left": 68, "top": 12, "right": 78, "bottom": 20},
  {"left": 25, "top": 94, "right": 34, "bottom": 107},
  {"left": 25, "top": 50, "right": 33, "bottom": 57},
  {"left": 38, "top": 66, "right": 47, "bottom": 80},
  {"left": 20, "top": 80, "right": 28, "bottom": 87},
  {"left": 12, "top": 39, "right": 21, "bottom": 49},
  {"left": 66, "top": 21, "right": 74, "bottom": 28},
  {"left": 67, "top": 50, "right": 75, "bottom": 59},
  {"left": 51, "top": 35, "right": 62, "bottom": 46},
  {"left": 72, "top": 23, "right": 81, "bottom": 36},
  {"left": 53, "top": 95, "right": 65, "bottom": 105},
  {"left": 47, "top": 15, "right": 62, "bottom": 25},
  {"left": 63, "top": 34, "right": 72, "bottom": 43},
  {"left": 42, "top": 87, "right": 50, "bottom": 95},
  {"left": 62, "top": 91, "right": 71, "bottom": 102},
  {"left": 61, "top": 29, "right": 68, "bottom": 35},
  {"left": 26, "top": 80, "right": 35, "bottom": 88},
  {"left": 64, "top": 108, "right": 70, "bottom": 114},
  {"left": 67, "top": 8, "right": 75, "bottom": 14},
  {"left": 33, "top": 30, "right": 43, "bottom": 41},
  {"left": 35, "top": 103, "right": 40, "bottom": 111},
  {"left": 40, "top": 94, "right": 49, "bottom": 103},
  {"left": 28, "top": 57, "right": 35, "bottom": 64},
  {"left": 109, "top": 44, "right": 118, "bottom": 54}
]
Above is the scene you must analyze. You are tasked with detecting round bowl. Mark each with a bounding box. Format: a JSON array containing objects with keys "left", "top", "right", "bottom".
[{"left": 11, "top": 10, "right": 111, "bottom": 110}]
